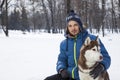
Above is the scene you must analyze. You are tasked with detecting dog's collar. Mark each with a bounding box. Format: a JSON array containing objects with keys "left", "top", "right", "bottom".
[
  {"left": 79, "top": 67, "right": 90, "bottom": 74},
  {"left": 79, "top": 62, "right": 99, "bottom": 74},
  {"left": 89, "top": 62, "right": 99, "bottom": 69}
]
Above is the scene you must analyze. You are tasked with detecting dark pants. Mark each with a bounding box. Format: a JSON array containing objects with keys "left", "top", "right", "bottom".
[{"left": 44, "top": 74, "right": 75, "bottom": 80}]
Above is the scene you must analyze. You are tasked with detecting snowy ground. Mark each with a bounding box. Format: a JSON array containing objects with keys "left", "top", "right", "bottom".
[{"left": 0, "top": 30, "right": 120, "bottom": 80}]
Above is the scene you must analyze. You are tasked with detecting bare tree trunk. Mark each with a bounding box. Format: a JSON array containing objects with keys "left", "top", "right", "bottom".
[
  {"left": 118, "top": 0, "right": 120, "bottom": 32},
  {"left": 66, "top": 0, "right": 71, "bottom": 14},
  {"left": 118, "top": 0, "right": 120, "bottom": 20},
  {"left": 47, "top": 0, "right": 56, "bottom": 33},
  {"left": 85, "top": 1, "right": 88, "bottom": 26},
  {"left": 111, "top": 0, "right": 114, "bottom": 33},
  {"left": 51, "top": 1, "right": 54, "bottom": 33},
  {"left": 102, "top": 0, "right": 105, "bottom": 37},
  {"left": 1, "top": 0, "right": 9, "bottom": 36},
  {"left": 82, "top": 0, "right": 88, "bottom": 29},
  {"left": 32, "top": 6, "right": 36, "bottom": 32},
  {"left": 0, "top": 0, "right": 5, "bottom": 27},
  {"left": 87, "top": 0, "right": 93, "bottom": 33},
  {"left": 41, "top": 0, "right": 50, "bottom": 33},
  {"left": 111, "top": 0, "right": 118, "bottom": 33},
  {"left": 0, "top": 0, "right": 5, "bottom": 8}
]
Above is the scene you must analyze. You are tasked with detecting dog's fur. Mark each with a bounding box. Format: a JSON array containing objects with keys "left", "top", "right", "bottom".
[{"left": 78, "top": 36, "right": 109, "bottom": 80}]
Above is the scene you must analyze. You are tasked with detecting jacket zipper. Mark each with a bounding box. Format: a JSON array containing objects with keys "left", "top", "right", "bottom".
[{"left": 72, "top": 37, "right": 78, "bottom": 79}]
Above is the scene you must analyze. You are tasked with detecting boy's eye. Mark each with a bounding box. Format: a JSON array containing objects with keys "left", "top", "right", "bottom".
[
  {"left": 74, "top": 24, "right": 78, "bottom": 26},
  {"left": 68, "top": 25, "right": 72, "bottom": 27}
]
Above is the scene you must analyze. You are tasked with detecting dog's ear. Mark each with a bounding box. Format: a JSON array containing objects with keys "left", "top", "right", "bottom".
[
  {"left": 84, "top": 37, "right": 91, "bottom": 45},
  {"left": 80, "top": 37, "right": 91, "bottom": 51},
  {"left": 95, "top": 36, "right": 100, "bottom": 45}
]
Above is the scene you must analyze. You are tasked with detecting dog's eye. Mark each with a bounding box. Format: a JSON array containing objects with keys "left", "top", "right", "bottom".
[{"left": 92, "top": 49, "right": 96, "bottom": 51}]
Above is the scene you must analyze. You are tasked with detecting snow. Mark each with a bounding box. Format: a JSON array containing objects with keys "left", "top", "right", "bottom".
[{"left": 0, "top": 30, "right": 120, "bottom": 80}]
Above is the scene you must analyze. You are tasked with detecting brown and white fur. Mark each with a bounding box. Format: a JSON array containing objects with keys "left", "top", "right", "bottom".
[{"left": 78, "top": 36, "right": 109, "bottom": 80}]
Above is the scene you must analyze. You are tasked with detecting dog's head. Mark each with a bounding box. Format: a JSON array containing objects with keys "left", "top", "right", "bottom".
[{"left": 80, "top": 36, "right": 103, "bottom": 65}]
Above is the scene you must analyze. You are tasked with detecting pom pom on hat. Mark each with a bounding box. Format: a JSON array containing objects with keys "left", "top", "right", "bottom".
[{"left": 66, "top": 10, "right": 83, "bottom": 31}]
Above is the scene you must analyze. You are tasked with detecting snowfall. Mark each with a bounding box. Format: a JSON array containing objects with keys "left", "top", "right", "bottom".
[{"left": 0, "top": 30, "right": 120, "bottom": 80}]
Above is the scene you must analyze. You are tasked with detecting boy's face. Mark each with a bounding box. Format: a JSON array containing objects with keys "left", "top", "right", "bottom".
[{"left": 67, "top": 20, "right": 80, "bottom": 37}]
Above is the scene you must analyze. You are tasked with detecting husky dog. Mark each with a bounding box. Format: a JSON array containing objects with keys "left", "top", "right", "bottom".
[{"left": 78, "top": 36, "right": 109, "bottom": 80}]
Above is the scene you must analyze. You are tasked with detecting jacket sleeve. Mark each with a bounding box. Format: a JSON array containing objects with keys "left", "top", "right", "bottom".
[
  {"left": 56, "top": 40, "right": 68, "bottom": 73},
  {"left": 99, "top": 39, "right": 111, "bottom": 70}
]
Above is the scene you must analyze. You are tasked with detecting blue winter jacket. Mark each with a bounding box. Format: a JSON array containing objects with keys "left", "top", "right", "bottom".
[{"left": 56, "top": 30, "right": 111, "bottom": 80}]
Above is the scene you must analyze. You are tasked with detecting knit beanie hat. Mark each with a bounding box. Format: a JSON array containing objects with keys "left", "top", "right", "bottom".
[{"left": 66, "top": 10, "right": 84, "bottom": 32}]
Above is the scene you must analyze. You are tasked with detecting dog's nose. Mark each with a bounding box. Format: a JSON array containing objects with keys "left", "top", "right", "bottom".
[{"left": 100, "top": 56, "right": 103, "bottom": 60}]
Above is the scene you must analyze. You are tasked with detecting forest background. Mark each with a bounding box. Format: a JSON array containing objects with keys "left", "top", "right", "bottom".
[{"left": 0, "top": 0, "right": 120, "bottom": 36}]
